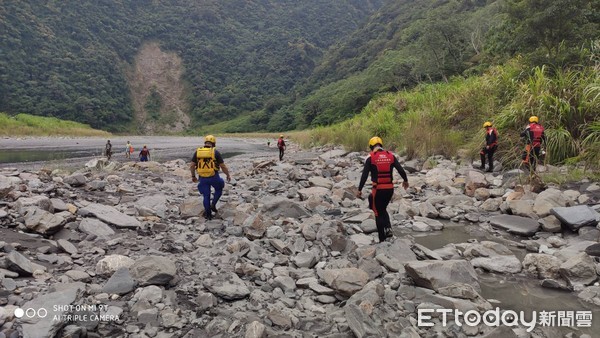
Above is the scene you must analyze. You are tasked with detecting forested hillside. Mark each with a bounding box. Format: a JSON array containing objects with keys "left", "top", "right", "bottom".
[
  {"left": 282, "top": 0, "right": 599, "bottom": 129},
  {"left": 1, "top": 0, "right": 597, "bottom": 134},
  {"left": 0, "top": 0, "right": 383, "bottom": 132}
]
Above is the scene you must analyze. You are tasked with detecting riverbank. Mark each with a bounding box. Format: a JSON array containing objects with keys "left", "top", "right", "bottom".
[{"left": 0, "top": 145, "right": 599, "bottom": 337}]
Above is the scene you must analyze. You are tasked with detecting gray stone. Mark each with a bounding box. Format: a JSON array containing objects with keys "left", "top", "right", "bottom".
[
  {"left": 419, "top": 201, "right": 439, "bottom": 218},
  {"left": 57, "top": 239, "right": 78, "bottom": 255},
  {"left": 404, "top": 260, "right": 480, "bottom": 292},
  {"left": 585, "top": 243, "right": 600, "bottom": 257},
  {"left": 197, "top": 291, "right": 218, "bottom": 311},
  {"left": 559, "top": 252, "right": 598, "bottom": 287},
  {"left": 130, "top": 256, "right": 177, "bottom": 286},
  {"left": 65, "top": 269, "right": 90, "bottom": 281},
  {"left": 539, "top": 215, "right": 562, "bottom": 233},
  {"left": 261, "top": 196, "right": 309, "bottom": 218},
  {"left": 471, "top": 255, "right": 522, "bottom": 274},
  {"left": 359, "top": 219, "right": 377, "bottom": 234},
  {"left": 63, "top": 173, "right": 87, "bottom": 187},
  {"left": 245, "top": 321, "right": 266, "bottom": 338},
  {"left": 321, "top": 268, "right": 369, "bottom": 296},
  {"left": 6, "top": 251, "right": 33, "bottom": 276},
  {"left": 79, "top": 203, "right": 141, "bottom": 228},
  {"left": 489, "top": 215, "right": 540, "bottom": 236},
  {"left": 102, "top": 268, "right": 136, "bottom": 295},
  {"left": 533, "top": 188, "right": 568, "bottom": 217},
  {"left": 522, "top": 254, "right": 561, "bottom": 280},
  {"left": 343, "top": 281, "right": 385, "bottom": 338},
  {"left": 204, "top": 272, "right": 251, "bottom": 300},
  {"left": 24, "top": 207, "right": 66, "bottom": 235},
  {"left": 16, "top": 195, "right": 51, "bottom": 215},
  {"left": 293, "top": 251, "right": 318, "bottom": 268},
  {"left": 135, "top": 194, "right": 168, "bottom": 218},
  {"left": 272, "top": 276, "right": 296, "bottom": 293},
  {"left": 507, "top": 200, "right": 537, "bottom": 219},
  {"left": 96, "top": 255, "right": 135, "bottom": 276},
  {"left": 78, "top": 218, "right": 115, "bottom": 239},
  {"left": 21, "top": 284, "right": 83, "bottom": 338},
  {"left": 50, "top": 198, "right": 69, "bottom": 212},
  {"left": 179, "top": 198, "right": 202, "bottom": 218},
  {"left": 551, "top": 205, "right": 599, "bottom": 231}
]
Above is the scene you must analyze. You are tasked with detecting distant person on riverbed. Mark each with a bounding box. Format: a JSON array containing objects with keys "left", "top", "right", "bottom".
[
  {"left": 190, "top": 135, "right": 232, "bottom": 220},
  {"left": 139, "top": 145, "right": 150, "bottom": 162},
  {"left": 356, "top": 136, "right": 409, "bottom": 243},
  {"left": 125, "top": 141, "right": 133, "bottom": 159},
  {"left": 105, "top": 140, "right": 112, "bottom": 161},
  {"left": 277, "top": 134, "right": 286, "bottom": 161}
]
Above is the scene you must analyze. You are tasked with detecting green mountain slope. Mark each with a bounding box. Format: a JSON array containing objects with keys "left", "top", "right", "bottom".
[{"left": 0, "top": 0, "right": 384, "bottom": 131}]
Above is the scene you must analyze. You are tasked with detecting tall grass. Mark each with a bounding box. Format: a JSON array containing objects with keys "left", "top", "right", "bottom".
[
  {"left": 0, "top": 113, "right": 110, "bottom": 137},
  {"left": 303, "top": 58, "right": 599, "bottom": 169}
]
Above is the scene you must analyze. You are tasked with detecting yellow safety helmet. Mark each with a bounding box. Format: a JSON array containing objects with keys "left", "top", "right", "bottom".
[
  {"left": 279, "top": 134, "right": 284, "bottom": 138},
  {"left": 205, "top": 135, "right": 216, "bottom": 145},
  {"left": 483, "top": 121, "right": 492, "bottom": 128},
  {"left": 368, "top": 136, "right": 383, "bottom": 148},
  {"left": 529, "top": 116, "right": 539, "bottom": 123}
]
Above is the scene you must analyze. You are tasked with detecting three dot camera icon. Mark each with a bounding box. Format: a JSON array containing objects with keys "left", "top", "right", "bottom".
[{"left": 14, "top": 307, "right": 48, "bottom": 319}]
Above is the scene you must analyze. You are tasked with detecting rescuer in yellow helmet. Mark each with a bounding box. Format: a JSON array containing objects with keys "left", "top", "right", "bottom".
[
  {"left": 357, "top": 136, "right": 409, "bottom": 242},
  {"left": 277, "top": 134, "right": 286, "bottom": 161},
  {"left": 190, "top": 135, "right": 232, "bottom": 220}
]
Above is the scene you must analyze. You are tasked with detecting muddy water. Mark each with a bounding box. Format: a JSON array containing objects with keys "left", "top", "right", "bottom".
[
  {"left": 412, "top": 224, "right": 600, "bottom": 335},
  {"left": 0, "top": 136, "right": 270, "bottom": 170}
]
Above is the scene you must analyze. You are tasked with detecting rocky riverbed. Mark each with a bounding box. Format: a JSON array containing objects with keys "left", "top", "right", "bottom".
[{"left": 0, "top": 143, "right": 599, "bottom": 338}]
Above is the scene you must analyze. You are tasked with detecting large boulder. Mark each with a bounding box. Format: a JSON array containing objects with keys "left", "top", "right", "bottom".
[
  {"left": 20, "top": 284, "right": 83, "bottom": 338},
  {"left": 463, "top": 241, "right": 522, "bottom": 274},
  {"left": 261, "top": 196, "right": 309, "bottom": 218},
  {"left": 130, "top": 256, "right": 177, "bottom": 286},
  {"left": 24, "top": 207, "right": 67, "bottom": 235},
  {"left": 522, "top": 254, "right": 562, "bottom": 280},
  {"left": 135, "top": 194, "right": 169, "bottom": 218},
  {"left": 79, "top": 203, "right": 141, "bottom": 228},
  {"left": 6, "top": 251, "right": 34, "bottom": 276},
  {"left": 551, "top": 205, "right": 599, "bottom": 231},
  {"left": 559, "top": 253, "right": 598, "bottom": 287},
  {"left": 404, "top": 260, "right": 480, "bottom": 292},
  {"left": 465, "top": 170, "right": 487, "bottom": 197},
  {"left": 78, "top": 218, "right": 115, "bottom": 239},
  {"left": 15, "top": 195, "right": 52, "bottom": 215},
  {"left": 533, "top": 188, "right": 568, "bottom": 217},
  {"left": 96, "top": 255, "right": 135, "bottom": 276},
  {"left": 179, "top": 198, "right": 203, "bottom": 218},
  {"left": 204, "top": 272, "right": 251, "bottom": 300},
  {"left": 63, "top": 173, "right": 87, "bottom": 187},
  {"left": 321, "top": 268, "right": 369, "bottom": 296},
  {"left": 343, "top": 281, "right": 385, "bottom": 338},
  {"left": 489, "top": 215, "right": 540, "bottom": 236}
]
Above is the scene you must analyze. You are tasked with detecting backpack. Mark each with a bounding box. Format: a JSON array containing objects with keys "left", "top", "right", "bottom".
[{"left": 196, "top": 147, "right": 217, "bottom": 178}]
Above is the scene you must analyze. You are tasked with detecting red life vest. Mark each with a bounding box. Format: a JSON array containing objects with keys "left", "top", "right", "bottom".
[
  {"left": 486, "top": 127, "right": 499, "bottom": 147},
  {"left": 529, "top": 123, "right": 544, "bottom": 147},
  {"left": 277, "top": 138, "right": 285, "bottom": 148},
  {"left": 370, "top": 150, "right": 395, "bottom": 189}
]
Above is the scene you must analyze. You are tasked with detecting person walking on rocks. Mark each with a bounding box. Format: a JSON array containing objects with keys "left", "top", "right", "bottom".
[
  {"left": 139, "top": 145, "right": 151, "bottom": 162},
  {"left": 356, "top": 136, "right": 409, "bottom": 242},
  {"left": 521, "top": 116, "right": 546, "bottom": 171},
  {"left": 480, "top": 121, "right": 498, "bottom": 172},
  {"left": 190, "top": 135, "right": 232, "bottom": 220},
  {"left": 105, "top": 140, "right": 112, "bottom": 161},
  {"left": 125, "top": 141, "right": 133, "bottom": 159},
  {"left": 277, "top": 134, "right": 286, "bottom": 161}
]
